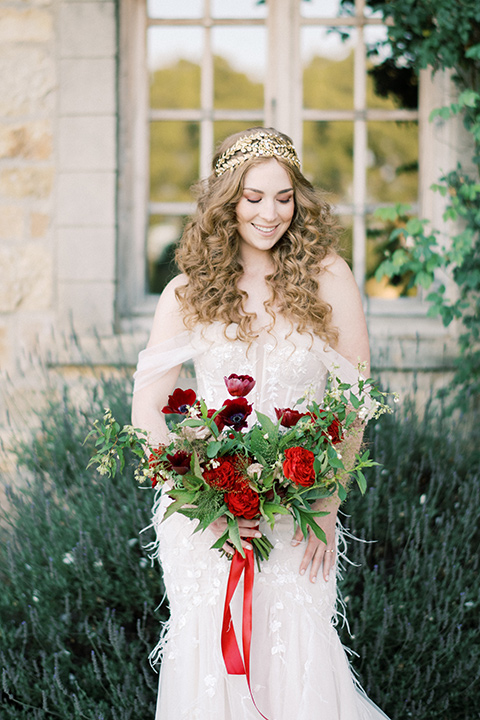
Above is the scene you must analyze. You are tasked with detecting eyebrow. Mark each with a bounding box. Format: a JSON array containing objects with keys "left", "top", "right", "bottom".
[{"left": 244, "top": 187, "right": 294, "bottom": 194}]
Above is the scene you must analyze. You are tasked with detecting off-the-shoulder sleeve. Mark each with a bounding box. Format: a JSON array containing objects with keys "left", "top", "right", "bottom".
[{"left": 133, "top": 330, "right": 204, "bottom": 393}]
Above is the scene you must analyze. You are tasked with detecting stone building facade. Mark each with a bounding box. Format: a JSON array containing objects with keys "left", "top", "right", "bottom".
[{"left": 0, "top": 0, "right": 465, "bottom": 419}]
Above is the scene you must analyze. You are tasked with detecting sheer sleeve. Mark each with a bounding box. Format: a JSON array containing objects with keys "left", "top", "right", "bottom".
[{"left": 133, "top": 330, "right": 204, "bottom": 393}]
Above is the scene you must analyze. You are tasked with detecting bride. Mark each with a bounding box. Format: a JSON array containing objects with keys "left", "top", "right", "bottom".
[{"left": 132, "top": 128, "right": 390, "bottom": 720}]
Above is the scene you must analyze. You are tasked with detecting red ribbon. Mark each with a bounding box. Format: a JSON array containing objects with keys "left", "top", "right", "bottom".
[{"left": 221, "top": 548, "right": 269, "bottom": 720}]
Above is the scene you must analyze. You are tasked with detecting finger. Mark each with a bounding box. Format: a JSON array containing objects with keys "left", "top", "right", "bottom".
[
  {"left": 239, "top": 527, "right": 262, "bottom": 539},
  {"left": 291, "top": 524, "right": 305, "bottom": 546},
  {"left": 298, "top": 537, "right": 317, "bottom": 576},
  {"left": 309, "top": 544, "right": 326, "bottom": 584},
  {"left": 322, "top": 548, "right": 336, "bottom": 582}
]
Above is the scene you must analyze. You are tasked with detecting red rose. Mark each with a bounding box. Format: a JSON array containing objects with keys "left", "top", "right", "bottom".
[
  {"left": 326, "top": 417, "right": 342, "bottom": 445},
  {"left": 162, "top": 388, "right": 197, "bottom": 414},
  {"left": 217, "top": 398, "right": 252, "bottom": 431},
  {"left": 316, "top": 409, "right": 342, "bottom": 445},
  {"left": 207, "top": 408, "right": 226, "bottom": 431},
  {"left": 166, "top": 451, "right": 192, "bottom": 475},
  {"left": 283, "top": 446, "right": 316, "bottom": 487},
  {"left": 203, "top": 456, "right": 239, "bottom": 491},
  {"left": 224, "top": 374, "right": 256, "bottom": 397},
  {"left": 224, "top": 486, "right": 260, "bottom": 519},
  {"left": 275, "top": 407, "right": 309, "bottom": 428}
]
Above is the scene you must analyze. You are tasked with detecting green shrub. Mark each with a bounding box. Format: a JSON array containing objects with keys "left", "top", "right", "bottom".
[
  {"left": 0, "top": 373, "right": 167, "bottom": 719},
  {"left": 341, "top": 400, "right": 480, "bottom": 720},
  {"left": 1, "top": 374, "right": 479, "bottom": 719}
]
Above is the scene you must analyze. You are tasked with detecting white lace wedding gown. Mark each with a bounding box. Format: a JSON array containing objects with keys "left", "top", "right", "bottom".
[{"left": 133, "top": 323, "right": 390, "bottom": 720}]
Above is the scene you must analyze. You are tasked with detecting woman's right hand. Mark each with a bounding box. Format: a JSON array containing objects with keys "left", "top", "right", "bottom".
[{"left": 209, "top": 516, "right": 262, "bottom": 554}]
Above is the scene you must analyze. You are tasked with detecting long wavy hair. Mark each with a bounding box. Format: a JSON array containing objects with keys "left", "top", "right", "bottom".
[{"left": 175, "top": 127, "right": 340, "bottom": 345}]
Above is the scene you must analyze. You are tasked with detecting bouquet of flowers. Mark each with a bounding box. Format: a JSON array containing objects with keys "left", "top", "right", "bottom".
[{"left": 87, "top": 370, "right": 391, "bottom": 568}]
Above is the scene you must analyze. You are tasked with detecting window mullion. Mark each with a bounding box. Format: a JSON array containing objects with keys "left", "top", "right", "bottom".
[
  {"left": 200, "top": 4, "right": 213, "bottom": 179},
  {"left": 352, "top": 0, "right": 367, "bottom": 297}
]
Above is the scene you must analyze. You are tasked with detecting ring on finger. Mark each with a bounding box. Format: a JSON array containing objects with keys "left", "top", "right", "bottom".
[{"left": 325, "top": 549, "right": 335, "bottom": 553}]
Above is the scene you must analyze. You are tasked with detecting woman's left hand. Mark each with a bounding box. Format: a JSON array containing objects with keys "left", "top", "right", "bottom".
[{"left": 291, "top": 499, "right": 340, "bottom": 583}]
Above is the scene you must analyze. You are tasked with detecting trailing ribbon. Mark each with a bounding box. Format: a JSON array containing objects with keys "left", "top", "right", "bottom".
[{"left": 221, "top": 548, "right": 269, "bottom": 720}]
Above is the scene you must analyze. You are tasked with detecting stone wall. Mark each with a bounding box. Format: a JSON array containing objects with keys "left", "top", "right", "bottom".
[
  {"left": 0, "top": 0, "right": 462, "bottom": 431},
  {"left": 0, "top": 0, "right": 117, "bottom": 381}
]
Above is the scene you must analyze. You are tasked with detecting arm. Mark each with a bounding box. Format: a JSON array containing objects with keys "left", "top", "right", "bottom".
[
  {"left": 293, "top": 253, "right": 370, "bottom": 583},
  {"left": 131, "top": 275, "right": 188, "bottom": 446}
]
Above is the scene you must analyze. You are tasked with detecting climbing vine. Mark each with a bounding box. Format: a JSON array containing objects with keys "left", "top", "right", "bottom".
[{"left": 352, "top": 0, "right": 480, "bottom": 408}]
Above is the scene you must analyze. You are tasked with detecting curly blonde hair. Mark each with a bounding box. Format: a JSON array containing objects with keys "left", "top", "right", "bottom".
[{"left": 175, "top": 127, "right": 340, "bottom": 345}]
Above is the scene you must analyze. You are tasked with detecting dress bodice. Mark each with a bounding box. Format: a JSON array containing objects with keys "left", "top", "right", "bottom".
[
  {"left": 193, "top": 324, "right": 328, "bottom": 419},
  {"left": 133, "top": 321, "right": 370, "bottom": 422}
]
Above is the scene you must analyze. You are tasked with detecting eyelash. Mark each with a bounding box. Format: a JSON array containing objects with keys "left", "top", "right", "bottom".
[{"left": 246, "top": 197, "right": 293, "bottom": 204}]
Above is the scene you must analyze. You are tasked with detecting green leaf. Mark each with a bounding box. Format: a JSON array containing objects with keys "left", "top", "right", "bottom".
[{"left": 206, "top": 441, "right": 222, "bottom": 458}]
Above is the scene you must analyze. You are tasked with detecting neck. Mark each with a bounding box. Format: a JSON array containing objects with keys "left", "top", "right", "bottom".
[{"left": 239, "top": 246, "right": 274, "bottom": 277}]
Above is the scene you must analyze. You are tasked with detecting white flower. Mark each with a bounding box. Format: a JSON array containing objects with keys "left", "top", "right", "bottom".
[
  {"left": 181, "top": 425, "right": 211, "bottom": 441},
  {"left": 247, "top": 463, "right": 264, "bottom": 480},
  {"left": 139, "top": 557, "right": 148, "bottom": 569},
  {"left": 63, "top": 551, "right": 75, "bottom": 565},
  {"left": 263, "top": 433, "right": 269, "bottom": 440},
  {"left": 93, "top": 559, "right": 103, "bottom": 568},
  {"left": 419, "top": 494, "right": 426, "bottom": 505}
]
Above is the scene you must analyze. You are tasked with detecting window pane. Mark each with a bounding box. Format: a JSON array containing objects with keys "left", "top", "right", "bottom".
[
  {"left": 148, "top": 27, "right": 202, "bottom": 109},
  {"left": 303, "top": 121, "right": 353, "bottom": 204},
  {"left": 147, "top": 215, "right": 185, "bottom": 294},
  {"left": 367, "top": 121, "right": 418, "bottom": 204},
  {"left": 212, "top": 0, "right": 267, "bottom": 19},
  {"left": 301, "top": 0, "right": 343, "bottom": 19},
  {"left": 302, "top": 27, "right": 355, "bottom": 110},
  {"left": 150, "top": 121, "right": 200, "bottom": 202},
  {"left": 365, "top": 214, "right": 417, "bottom": 299},
  {"left": 213, "top": 27, "right": 265, "bottom": 109},
  {"left": 214, "top": 121, "right": 263, "bottom": 152},
  {"left": 147, "top": 0, "right": 203, "bottom": 19}
]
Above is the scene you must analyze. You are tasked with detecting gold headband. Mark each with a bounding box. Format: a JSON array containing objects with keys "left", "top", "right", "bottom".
[{"left": 214, "top": 130, "right": 301, "bottom": 177}]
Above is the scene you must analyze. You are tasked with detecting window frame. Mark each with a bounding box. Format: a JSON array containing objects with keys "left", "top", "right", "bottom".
[{"left": 118, "top": 0, "right": 429, "bottom": 331}]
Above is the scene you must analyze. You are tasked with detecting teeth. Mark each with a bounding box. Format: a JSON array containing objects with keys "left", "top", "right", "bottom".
[{"left": 253, "top": 224, "right": 276, "bottom": 232}]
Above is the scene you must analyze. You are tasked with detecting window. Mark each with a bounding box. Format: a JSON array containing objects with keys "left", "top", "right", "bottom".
[{"left": 119, "top": 0, "right": 420, "bottom": 323}]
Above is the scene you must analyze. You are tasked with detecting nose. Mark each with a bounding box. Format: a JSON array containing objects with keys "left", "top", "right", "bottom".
[{"left": 259, "top": 198, "right": 277, "bottom": 223}]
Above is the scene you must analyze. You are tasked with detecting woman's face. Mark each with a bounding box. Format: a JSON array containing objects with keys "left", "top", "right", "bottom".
[{"left": 235, "top": 159, "right": 295, "bottom": 256}]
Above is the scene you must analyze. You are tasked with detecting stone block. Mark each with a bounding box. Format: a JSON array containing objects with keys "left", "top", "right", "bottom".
[
  {"left": 57, "top": 227, "right": 115, "bottom": 281},
  {"left": 0, "top": 205, "right": 23, "bottom": 240},
  {"left": 30, "top": 212, "right": 50, "bottom": 238},
  {"left": 59, "top": 116, "right": 116, "bottom": 171},
  {"left": 59, "top": 58, "right": 116, "bottom": 115},
  {"left": 0, "top": 8, "right": 53, "bottom": 43},
  {"left": 57, "top": 280, "right": 116, "bottom": 335},
  {"left": 56, "top": 172, "right": 116, "bottom": 226},
  {"left": 0, "top": 167, "right": 54, "bottom": 199},
  {"left": 0, "top": 121, "right": 52, "bottom": 161},
  {"left": 59, "top": 2, "right": 116, "bottom": 58},
  {"left": 0, "top": 242, "right": 52, "bottom": 312},
  {"left": 0, "top": 46, "right": 55, "bottom": 117}
]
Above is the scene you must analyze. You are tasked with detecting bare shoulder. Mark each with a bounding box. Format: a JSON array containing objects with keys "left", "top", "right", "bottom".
[
  {"left": 318, "top": 252, "right": 370, "bottom": 371},
  {"left": 147, "top": 274, "right": 189, "bottom": 346}
]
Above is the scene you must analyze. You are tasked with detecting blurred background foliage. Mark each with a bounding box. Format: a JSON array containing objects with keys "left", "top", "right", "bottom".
[{"left": 1, "top": 373, "right": 478, "bottom": 719}]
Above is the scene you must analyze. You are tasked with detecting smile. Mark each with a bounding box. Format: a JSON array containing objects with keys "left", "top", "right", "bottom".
[{"left": 252, "top": 223, "right": 278, "bottom": 235}]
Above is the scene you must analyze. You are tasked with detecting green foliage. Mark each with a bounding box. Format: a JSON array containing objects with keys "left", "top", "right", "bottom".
[
  {"left": 340, "top": 400, "right": 480, "bottom": 720},
  {"left": 365, "top": 1, "right": 480, "bottom": 408},
  {"left": 1, "top": 372, "right": 479, "bottom": 718},
  {"left": 0, "top": 373, "right": 166, "bottom": 719}
]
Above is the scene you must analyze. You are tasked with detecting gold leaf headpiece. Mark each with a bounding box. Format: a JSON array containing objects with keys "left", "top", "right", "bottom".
[{"left": 214, "top": 130, "right": 301, "bottom": 177}]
